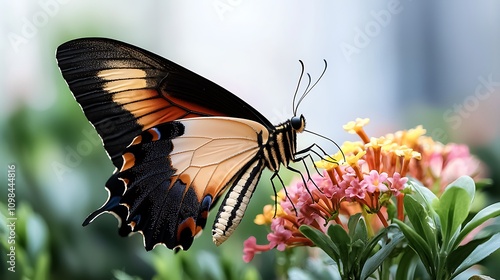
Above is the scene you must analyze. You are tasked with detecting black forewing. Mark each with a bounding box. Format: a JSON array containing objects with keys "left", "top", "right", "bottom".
[{"left": 56, "top": 37, "right": 273, "bottom": 168}]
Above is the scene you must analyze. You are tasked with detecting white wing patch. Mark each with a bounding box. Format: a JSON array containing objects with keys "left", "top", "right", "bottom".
[{"left": 170, "top": 117, "right": 269, "bottom": 201}]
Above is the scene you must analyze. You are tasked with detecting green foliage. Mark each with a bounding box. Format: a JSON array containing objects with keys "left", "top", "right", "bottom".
[
  {"left": 298, "top": 176, "right": 500, "bottom": 280},
  {"left": 395, "top": 176, "right": 500, "bottom": 279},
  {"left": 111, "top": 249, "right": 262, "bottom": 280},
  {"left": 300, "top": 214, "right": 405, "bottom": 280},
  {"left": 0, "top": 203, "right": 50, "bottom": 280}
]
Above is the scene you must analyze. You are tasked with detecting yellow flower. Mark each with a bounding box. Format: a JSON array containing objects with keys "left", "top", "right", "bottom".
[
  {"left": 315, "top": 152, "right": 343, "bottom": 169},
  {"left": 381, "top": 142, "right": 398, "bottom": 153},
  {"left": 394, "top": 145, "right": 422, "bottom": 177},
  {"left": 394, "top": 145, "right": 422, "bottom": 161},
  {"left": 343, "top": 118, "right": 371, "bottom": 144},
  {"left": 346, "top": 150, "right": 367, "bottom": 166},
  {"left": 343, "top": 118, "right": 370, "bottom": 133},
  {"left": 365, "top": 136, "right": 390, "bottom": 149},
  {"left": 254, "top": 204, "right": 284, "bottom": 225},
  {"left": 402, "top": 125, "right": 427, "bottom": 148},
  {"left": 341, "top": 141, "right": 365, "bottom": 155}
]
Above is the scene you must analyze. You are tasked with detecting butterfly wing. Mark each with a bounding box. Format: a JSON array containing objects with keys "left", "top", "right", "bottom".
[
  {"left": 56, "top": 37, "right": 273, "bottom": 168},
  {"left": 83, "top": 117, "right": 268, "bottom": 250},
  {"left": 56, "top": 38, "right": 273, "bottom": 250}
]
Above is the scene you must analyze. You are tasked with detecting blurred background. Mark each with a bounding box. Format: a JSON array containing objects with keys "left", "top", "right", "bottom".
[{"left": 1, "top": 1, "right": 499, "bottom": 279}]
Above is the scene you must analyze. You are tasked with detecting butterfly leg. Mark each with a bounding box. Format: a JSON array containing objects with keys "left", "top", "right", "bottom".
[
  {"left": 295, "top": 143, "right": 340, "bottom": 172},
  {"left": 293, "top": 142, "right": 332, "bottom": 179},
  {"left": 296, "top": 143, "right": 336, "bottom": 161},
  {"left": 285, "top": 165, "right": 318, "bottom": 200},
  {"left": 292, "top": 152, "right": 323, "bottom": 179},
  {"left": 270, "top": 171, "right": 298, "bottom": 215}
]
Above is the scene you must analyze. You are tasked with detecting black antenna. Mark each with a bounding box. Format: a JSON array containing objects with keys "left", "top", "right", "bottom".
[
  {"left": 295, "top": 60, "right": 328, "bottom": 114},
  {"left": 292, "top": 60, "right": 305, "bottom": 116},
  {"left": 294, "top": 73, "right": 312, "bottom": 116}
]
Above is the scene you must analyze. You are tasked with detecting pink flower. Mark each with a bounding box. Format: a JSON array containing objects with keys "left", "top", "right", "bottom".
[
  {"left": 242, "top": 236, "right": 258, "bottom": 263},
  {"left": 387, "top": 172, "right": 408, "bottom": 196},
  {"left": 297, "top": 202, "right": 319, "bottom": 225},
  {"left": 428, "top": 152, "right": 444, "bottom": 178},
  {"left": 441, "top": 157, "right": 480, "bottom": 189},
  {"left": 280, "top": 179, "right": 303, "bottom": 211},
  {"left": 345, "top": 179, "right": 366, "bottom": 200},
  {"left": 444, "top": 144, "right": 471, "bottom": 165},
  {"left": 338, "top": 172, "right": 356, "bottom": 194},
  {"left": 318, "top": 171, "right": 337, "bottom": 198},
  {"left": 362, "top": 170, "right": 389, "bottom": 193},
  {"left": 268, "top": 219, "right": 293, "bottom": 251},
  {"left": 242, "top": 236, "right": 272, "bottom": 263}
]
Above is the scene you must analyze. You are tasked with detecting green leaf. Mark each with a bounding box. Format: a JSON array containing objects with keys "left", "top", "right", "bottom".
[
  {"left": 197, "top": 251, "right": 225, "bottom": 280},
  {"left": 328, "top": 224, "right": 352, "bottom": 271},
  {"left": 347, "top": 213, "right": 362, "bottom": 233},
  {"left": 357, "top": 225, "right": 400, "bottom": 275},
  {"left": 395, "top": 249, "right": 419, "bottom": 280},
  {"left": 348, "top": 213, "right": 367, "bottom": 243},
  {"left": 353, "top": 219, "right": 368, "bottom": 244},
  {"left": 394, "top": 220, "right": 436, "bottom": 277},
  {"left": 453, "top": 202, "right": 500, "bottom": 249},
  {"left": 469, "top": 275, "right": 497, "bottom": 280},
  {"left": 113, "top": 270, "right": 142, "bottom": 280},
  {"left": 240, "top": 266, "right": 261, "bottom": 280},
  {"left": 151, "top": 249, "right": 183, "bottom": 280},
  {"left": 361, "top": 230, "right": 405, "bottom": 280},
  {"left": 351, "top": 239, "right": 367, "bottom": 274},
  {"left": 347, "top": 214, "right": 368, "bottom": 266},
  {"left": 451, "top": 232, "right": 500, "bottom": 278},
  {"left": 449, "top": 176, "right": 476, "bottom": 202},
  {"left": 33, "top": 251, "right": 50, "bottom": 280},
  {"left": 408, "top": 179, "right": 438, "bottom": 210},
  {"left": 404, "top": 195, "right": 437, "bottom": 252},
  {"left": 437, "top": 176, "right": 475, "bottom": 247},
  {"left": 300, "top": 225, "right": 340, "bottom": 262},
  {"left": 386, "top": 201, "right": 397, "bottom": 221},
  {"left": 447, "top": 235, "right": 491, "bottom": 274}
]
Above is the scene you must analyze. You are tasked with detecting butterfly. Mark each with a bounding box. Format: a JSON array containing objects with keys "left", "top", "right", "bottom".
[{"left": 56, "top": 38, "right": 329, "bottom": 251}]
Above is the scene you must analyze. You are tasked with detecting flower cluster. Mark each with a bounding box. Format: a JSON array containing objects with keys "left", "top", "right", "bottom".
[{"left": 243, "top": 118, "right": 483, "bottom": 262}]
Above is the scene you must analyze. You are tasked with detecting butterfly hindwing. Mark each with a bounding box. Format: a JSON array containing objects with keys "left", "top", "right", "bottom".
[{"left": 83, "top": 117, "right": 269, "bottom": 250}]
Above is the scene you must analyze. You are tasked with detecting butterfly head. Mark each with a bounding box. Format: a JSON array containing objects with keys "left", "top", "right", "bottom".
[{"left": 291, "top": 114, "right": 306, "bottom": 133}]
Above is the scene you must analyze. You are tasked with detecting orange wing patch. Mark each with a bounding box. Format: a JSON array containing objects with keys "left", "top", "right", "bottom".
[{"left": 97, "top": 68, "right": 226, "bottom": 131}]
